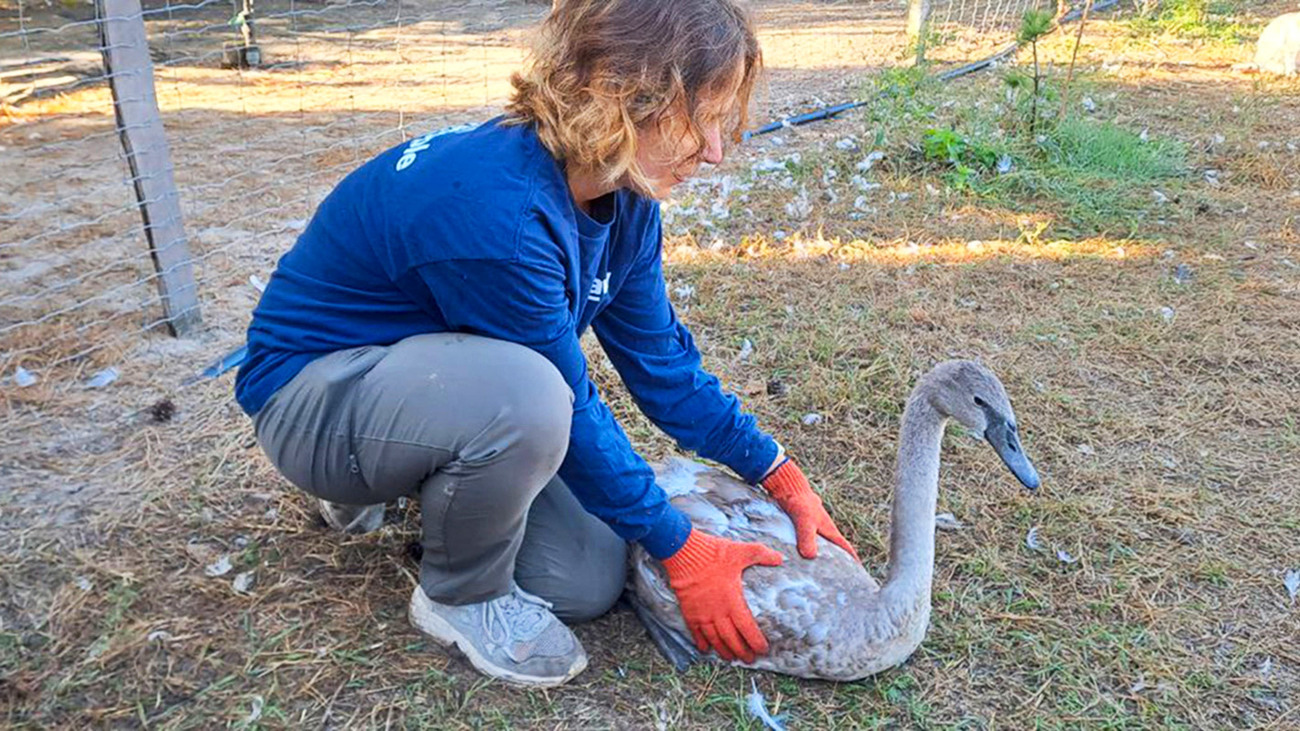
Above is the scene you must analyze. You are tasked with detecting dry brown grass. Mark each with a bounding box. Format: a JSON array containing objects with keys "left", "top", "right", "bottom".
[{"left": 3, "top": 0, "right": 1300, "bottom": 729}]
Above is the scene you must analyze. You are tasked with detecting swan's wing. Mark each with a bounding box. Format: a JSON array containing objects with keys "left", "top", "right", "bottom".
[
  {"left": 631, "top": 458, "right": 882, "bottom": 679},
  {"left": 626, "top": 590, "right": 699, "bottom": 671}
]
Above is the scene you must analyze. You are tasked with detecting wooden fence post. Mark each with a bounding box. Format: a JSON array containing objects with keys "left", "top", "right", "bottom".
[
  {"left": 98, "top": 0, "right": 202, "bottom": 337},
  {"left": 907, "top": 0, "right": 932, "bottom": 66}
]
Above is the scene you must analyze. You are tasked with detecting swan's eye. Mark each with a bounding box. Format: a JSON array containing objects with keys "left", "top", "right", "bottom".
[{"left": 973, "top": 396, "right": 988, "bottom": 408}]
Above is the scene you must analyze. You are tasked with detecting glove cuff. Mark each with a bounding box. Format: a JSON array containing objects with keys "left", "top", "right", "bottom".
[
  {"left": 661, "top": 528, "right": 718, "bottom": 579},
  {"left": 761, "top": 458, "right": 810, "bottom": 501}
]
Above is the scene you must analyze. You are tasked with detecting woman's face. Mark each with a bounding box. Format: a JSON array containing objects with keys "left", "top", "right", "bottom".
[{"left": 632, "top": 70, "right": 743, "bottom": 200}]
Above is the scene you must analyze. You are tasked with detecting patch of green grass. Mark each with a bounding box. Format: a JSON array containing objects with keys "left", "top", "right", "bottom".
[
  {"left": 846, "top": 66, "right": 1189, "bottom": 236},
  {"left": 980, "top": 116, "right": 1188, "bottom": 235},
  {"left": 1126, "top": 0, "right": 1256, "bottom": 44},
  {"left": 857, "top": 65, "right": 941, "bottom": 145}
]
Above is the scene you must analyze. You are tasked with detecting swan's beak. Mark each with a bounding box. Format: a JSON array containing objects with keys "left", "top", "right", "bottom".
[{"left": 985, "top": 416, "right": 1040, "bottom": 490}]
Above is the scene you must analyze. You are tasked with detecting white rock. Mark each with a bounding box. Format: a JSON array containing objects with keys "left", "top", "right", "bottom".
[
  {"left": 738, "top": 339, "right": 754, "bottom": 361},
  {"left": 800, "top": 413, "right": 823, "bottom": 426},
  {"left": 1285, "top": 569, "right": 1300, "bottom": 601},
  {"left": 1253, "top": 12, "right": 1300, "bottom": 76}
]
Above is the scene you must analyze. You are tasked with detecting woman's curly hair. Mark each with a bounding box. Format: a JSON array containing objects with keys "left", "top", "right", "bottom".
[{"left": 506, "top": 0, "right": 762, "bottom": 195}]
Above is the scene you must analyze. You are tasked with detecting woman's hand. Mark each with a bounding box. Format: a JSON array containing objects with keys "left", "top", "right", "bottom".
[
  {"left": 762, "top": 458, "right": 860, "bottom": 562},
  {"left": 661, "top": 528, "right": 783, "bottom": 663}
]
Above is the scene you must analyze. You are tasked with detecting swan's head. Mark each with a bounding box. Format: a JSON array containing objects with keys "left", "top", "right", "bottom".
[{"left": 923, "top": 360, "right": 1040, "bottom": 490}]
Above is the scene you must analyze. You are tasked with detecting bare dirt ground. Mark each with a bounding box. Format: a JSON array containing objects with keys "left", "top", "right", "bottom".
[{"left": 2, "top": 0, "right": 1299, "bottom": 728}]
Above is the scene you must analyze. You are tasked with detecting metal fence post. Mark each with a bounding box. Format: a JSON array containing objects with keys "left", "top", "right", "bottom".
[{"left": 97, "top": 0, "right": 202, "bottom": 337}]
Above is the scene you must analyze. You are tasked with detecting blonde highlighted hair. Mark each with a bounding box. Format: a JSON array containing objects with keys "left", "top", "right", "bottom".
[{"left": 506, "top": 0, "right": 762, "bottom": 194}]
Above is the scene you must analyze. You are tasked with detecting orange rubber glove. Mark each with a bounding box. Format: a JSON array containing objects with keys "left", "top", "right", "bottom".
[
  {"left": 661, "top": 528, "right": 784, "bottom": 663},
  {"left": 762, "top": 458, "right": 860, "bottom": 561}
]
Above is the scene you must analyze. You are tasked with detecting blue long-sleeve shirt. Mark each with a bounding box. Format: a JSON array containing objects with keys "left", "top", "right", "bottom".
[{"left": 235, "top": 118, "right": 777, "bottom": 558}]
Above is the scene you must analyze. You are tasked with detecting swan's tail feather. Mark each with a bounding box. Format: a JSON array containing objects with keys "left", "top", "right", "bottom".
[{"left": 627, "top": 593, "right": 699, "bottom": 671}]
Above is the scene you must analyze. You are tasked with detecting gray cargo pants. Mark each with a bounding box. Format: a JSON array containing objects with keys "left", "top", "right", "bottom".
[{"left": 252, "top": 332, "right": 629, "bottom": 623}]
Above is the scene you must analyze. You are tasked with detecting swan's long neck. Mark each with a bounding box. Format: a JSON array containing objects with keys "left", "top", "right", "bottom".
[
  {"left": 883, "top": 392, "right": 945, "bottom": 599},
  {"left": 840, "top": 389, "right": 947, "bottom": 672}
]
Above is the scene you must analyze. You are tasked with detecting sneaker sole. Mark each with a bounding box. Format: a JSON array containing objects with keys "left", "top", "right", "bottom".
[{"left": 408, "top": 589, "right": 588, "bottom": 688}]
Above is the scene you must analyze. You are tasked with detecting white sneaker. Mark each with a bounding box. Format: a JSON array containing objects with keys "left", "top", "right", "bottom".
[
  {"left": 318, "top": 499, "right": 384, "bottom": 534},
  {"left": 408, "top": 584, "right": 588, "bottom": 687}
]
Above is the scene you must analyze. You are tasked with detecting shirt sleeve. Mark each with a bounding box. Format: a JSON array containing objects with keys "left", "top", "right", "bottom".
[
  {"left": 591, "top": 219, "right": 780, "bottom": 485},
  {"left": 412, "top": 252, "right": 692, "bottom": 559}
]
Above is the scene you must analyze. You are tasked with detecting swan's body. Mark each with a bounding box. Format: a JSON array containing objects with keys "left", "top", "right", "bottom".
[{"left": 629, "top": 360, "right": 1039, "bottom": 681}]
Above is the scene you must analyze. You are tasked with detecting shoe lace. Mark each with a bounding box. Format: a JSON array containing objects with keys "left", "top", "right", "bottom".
[{"left": 482, "top": 586, "right": 554, "bottom": 654}]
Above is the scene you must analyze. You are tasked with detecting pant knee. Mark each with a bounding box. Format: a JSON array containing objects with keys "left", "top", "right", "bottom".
[
  {"left": 549, "top": 538, "right": 629, "bottom": 624},
  {"left": 492, "top": 343, "right": 574, "bottom": 470}
]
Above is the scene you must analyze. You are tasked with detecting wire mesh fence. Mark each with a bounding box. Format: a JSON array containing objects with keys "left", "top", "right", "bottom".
[
  {"left": 924, "top": 0, "right": 1061, "bottom": 64},
  {"left": 1, "top": 0, "right": 1079, "bottom": 432}
]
